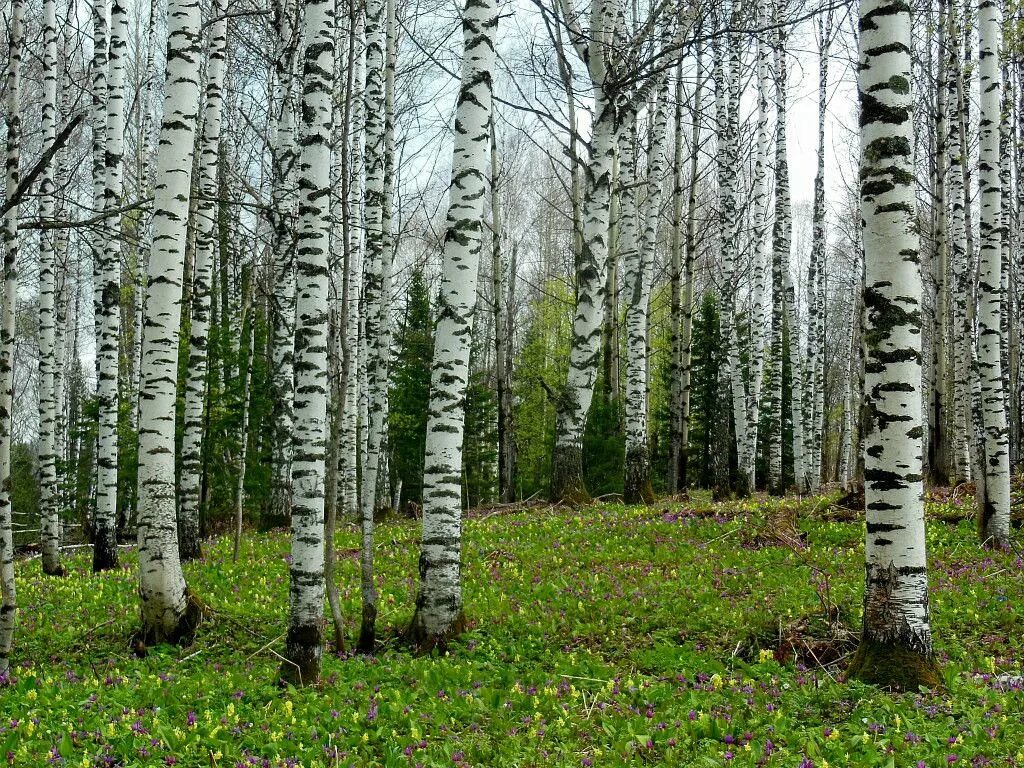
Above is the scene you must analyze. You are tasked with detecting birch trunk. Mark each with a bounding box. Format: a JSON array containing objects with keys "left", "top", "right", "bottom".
[
  {"left": 358, "top": 0, "right": 390, "bottom": 653},
  {"left": 929, "top": 0, "right": 953, "bottom": 486},
  {"left": 410, "top": 0, "right": 497, "bottom": 648},
  {"left": 135, "top": 0, "right": 203, "bottom": 645},
  {"left": 847, "top": 0, "right": 940, "bottom": 689},
  {"left": 749, "top": 2, "right": 771, "bottom": 482},
  {"left": 675, "top": 50, "right": 703, "bottom": 494},
  {"left": 491, "top": 125, "right": 515, "bottom": 503},
  {"left": 947, "top": 0, "right": 972, "bottom": 484},
  {"left": 715, "top": 28, "right": 753, "bottom": 496},
  {"left": 625, "top": 88, "right": 668, "bottom": 503},
  {"left": 769, "top": 13, "right": 791, "bottom": 495},
  {"left": 265, "top": 0, "right": 299, "bottom": 530},
  {"left": 806, "top": 10, "right": 832, "bottom": 495},
  {"left": 88, "top": 0, "right": 119, "bottom": 570},
  {"left": 550, "top": 0, "right": 620, "bottom": 504},
  {"left": 38, "top": 0, "right": 65, "bottom": 576},
  {"left": 975, "top": 0, "right": 1011, "bottom": 548},
  {"left": 281, "top": 0, "right": 335, "bottom": 686},
  {"left": 339, "top": 6, "right": 364, "bottom": 524},
  {"left": 0, "top": 0, "right": 26, "bottom": 674},
  {"left": 179, "top": 2, "right": 227, "bottom": 562}
]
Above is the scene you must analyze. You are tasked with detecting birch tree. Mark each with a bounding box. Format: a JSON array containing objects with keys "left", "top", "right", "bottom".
[
  {"left": 975, "top": 0, "right": 1011, "bottom": 549},
  {"left": 38, "top": 0, "right": 65, "bottom": 576},
  {"left": 135, "top": 0, "right": 204, "bottom": 645},
  {"left": 180, "top": 1, "right": 229, "bottom": 562},
  {"left": 265, "top": 0, "right": 299, "bottom": 530},
  {"left": 549, "top": 0, "right": 621, "bottom": 504},
  {"left": 716, "top": 14, "right": 754, "bottom": 496},
  {"left": 623, "top": 88, "right": 668, "bottom": 504},
  {"left": 805, "top": 9, "right": 832, "bottom": 495},
  {"left": 357, "top": 0, "right": 390, "bottom": 652},
  {"left": 0, "top": 0, "right": 26, "bottom": 674},
  {"left": 280, "top": 0, "right": 335, "bottom": 684},
  {"left": 846, "top": 0, "right": 940, "bottom": 689},
  {"left": 768, "top": 9, "right": 791, "bottom": 496},
  {"left": 410, "top": 0, "right": 497, "bottom": 649},
  {"left": 947, "top": 0, "right": 971, "bottom": 484}
]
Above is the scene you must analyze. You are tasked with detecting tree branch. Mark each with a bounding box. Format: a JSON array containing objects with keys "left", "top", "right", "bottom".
[{"left": 0, "top": 112, "right": 86, "bottom": 218}]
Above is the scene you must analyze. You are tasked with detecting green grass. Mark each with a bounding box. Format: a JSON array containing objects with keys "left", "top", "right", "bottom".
[{"left": 2, "top": 494, "right": 1022, "bottom": 767}]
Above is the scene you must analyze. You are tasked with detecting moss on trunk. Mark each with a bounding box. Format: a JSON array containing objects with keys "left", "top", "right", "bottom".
[
  {"left": 92, "top": 534, "right": 119, "bottom": 573},
  {"left": 846, "top": 637, "right": 942, "bottom": 690},
  {"left": 279, "top": 620, "right": 323, "bottom": 687},
  {"left": 357, "top": 603, "right": 377, "bottom": 655},
  {"left": 624, "top": 446, "right": 655, "bottom": 505},
  {"left": 408, "top": 608, "right": 467, "bottom": 656},
  {"left": 137, "top": 589, "right": 205, "bottom": 649},
  {"left": 551, "top": 443, "right": 591, "bottom": 505}
]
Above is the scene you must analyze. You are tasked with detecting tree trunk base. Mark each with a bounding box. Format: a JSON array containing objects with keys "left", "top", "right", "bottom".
[
  {"left": 279, "top": 621, "right": 324, "bottom": 687},
  {"left": 42, "top": 560, "right": 67, "bottom": 577},
  {"left": 977, "top": 499, "right": 1011, "bottom": 550},
  {"left": 178, "top": 537, "right": 202, "bottom": 562},
  {"left": 136, "top": 589, "right": 205, "bottom": 649},
  {"left": 357, "top": 605, "right": 377, "bottom": 655},
  {"left": 624, "top": 447, "right": 655, "bottom": 505},
  {"left": 92, "top": 534, "right": 119, "bottom": 573},
  {"left": 408, "top": 608, "right": 467, "bottom": 655},
  {"left": 551, "top": 443, "right": 590, "bottom": 505},
  {"left": 846, "top": 637, "right": 942, "bottom": 691}
]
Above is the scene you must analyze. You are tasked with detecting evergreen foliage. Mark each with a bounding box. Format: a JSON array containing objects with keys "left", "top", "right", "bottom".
[{"left": 388, "top": 268, "right": 433, "bottom": 508}]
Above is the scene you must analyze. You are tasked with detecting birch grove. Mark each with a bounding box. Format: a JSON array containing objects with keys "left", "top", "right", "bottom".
[{"left": 0, "top": 0, "right": 1020, "bottom": 695}]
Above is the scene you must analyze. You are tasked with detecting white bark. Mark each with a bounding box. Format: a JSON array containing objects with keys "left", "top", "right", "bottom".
[
  {"left": 136, "top": 0, "right": 203, "bottom": 643},
  {"left": 411, "top": 0, "right": 497, "bottom": 645},
  {"left": 283, "top": 0, "right": 335, "bottom": 684},
  {"left": 715, "top": 26, "right": 753, "bottom": 495},
  {"left": 340, "top": 7, "right": 365, "bottom": 523},
  {"left": 976, "top": 0, "right": 1011, "bottom": 548},
  {"left": 551, "top": 0, "right": 620, "bottom": 503},
  {"left": 38, "top": 0, "right": 64, "bottom": 575},
  {"left": 358, "top": 0, "right": 392, "bottom": 651},
  {"left": 623, "top": 87, "right": 668, "bottom": 503},
  {"left": 749, "top": 0, "right": 771, "bottom": 476},
  {"left": 768, "top": 10, "right": 790, "bottom": 496},
  {"left": 850, "top": 0, "right": 937, "bottom": 684},
  {"left": 267, "top": 0, "right": 299, "bottom": 528},
  {"left": 0, "top": 0, "right": 26, "bottom": 674},
  {"left": 947, "top": 0, "right": 972, "bottom": 484},
  {"left": 179, "top": 1, "right": 228, "bottom": 561},
  {"left": 806, "top": 10, "right": 832, "bottom": 495}
]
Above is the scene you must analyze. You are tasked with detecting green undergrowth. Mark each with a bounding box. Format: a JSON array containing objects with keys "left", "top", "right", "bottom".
[{"left": 1, "top": 493, "right": 1021, "bottom": 766}]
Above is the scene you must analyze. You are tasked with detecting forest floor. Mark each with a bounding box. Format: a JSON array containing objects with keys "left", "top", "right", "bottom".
[{"left": 2, "top": 492, "right": 1023, "bottom": 767}]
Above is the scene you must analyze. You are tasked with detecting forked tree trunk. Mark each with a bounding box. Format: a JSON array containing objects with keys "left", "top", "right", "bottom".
[
  {"left": 847, "top": 0, "right": 940, "bottom": 689},
  {"left": 135, "top": 0, "right": 204, "bottom": 646},
  {"left": 717, "top": 21, "right": 753, "bottom": 496},
  {"left": 180, "top": 2, "right": 228, "bottom": 562},
  {"left": 550, "top": 0, "right": 620, "bottom": 504},
  {"left": 623, "top": 87, "right": 668, "bottom": 504},
  {"left": 281, "top": 0, "right": 335, "bottom": 686},
  {"left": 410, "top": 0, "right": 497, "bottom": 649}
]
